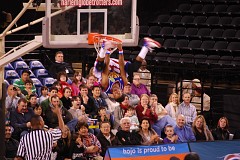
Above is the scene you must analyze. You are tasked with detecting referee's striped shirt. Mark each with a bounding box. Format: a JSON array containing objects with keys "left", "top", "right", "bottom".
[{"left": 16, "top": 129, "right": 62, "bottom": 160}]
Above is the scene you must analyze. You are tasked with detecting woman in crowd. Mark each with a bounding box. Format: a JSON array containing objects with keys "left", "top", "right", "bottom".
[
  {"left": 135, "top": 94, "right": 159, "bottom": 134},
  {"left": 97, "top": 121, "right": 120, "bottom": 157},
  {"left": 211, "top": 117, "right": 231, "bottom": 140},
  {"left": 192, "top": 115, "right": 214, "bottom": 141},
  {"left": 71, "top": 71, "right": 85, "bottom": 96},
  {"left": 75, "top": 121, "right": 103, "bottom": 159},
  {"left": 60, "top": 87, "right": 72, "bottom": 110},
  {"left": 165, "top": 93, "right": 179, "bottom": 121},
  {"left": 114, "top": 95, "right": 131, "bottom": 130},
  {"left": 138, "top": 117, "right": 162, "bottom": 145},
  {"left": 54, "top": 125, "right": 72, "bottom": 159},
  {"left": 33, "top": 104, "right": 43, "bottom": 116}
]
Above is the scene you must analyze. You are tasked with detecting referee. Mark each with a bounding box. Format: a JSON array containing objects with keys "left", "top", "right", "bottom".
[{"left": 14, "top": 105, "right": 65, "bottom": 160}]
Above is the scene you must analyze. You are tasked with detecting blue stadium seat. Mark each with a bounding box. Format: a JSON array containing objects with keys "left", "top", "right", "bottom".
[
  {"left": 29, "top": 60, "right": 45, "bottom": 71},
  {"left": 34, "top": 69, "right": 50, "bottom": 79},
  {"left": 36, "top": 87, "right": 42, "bottom": 97},
  {"left": 4, "top": 70, "right": 20, "bottom": 81},
  {"left": 31, "top": 78, "right": 43, "bottom": 87},
  {"left": 12, "top": 61, "right": 29, "bottom": 73},
  {"left": 41, "top": 77, "right": 56, "bottom": 87},
  {"left": 67, "top": 78, "right": 72, "bottom": 84},
  {"left": 9, "top": 78, "right": 19, "bottom": 85},
  {"left": 4, "top": 63, "right": 14, "bottom": 70},
  {"left": 10, "top": 57, "right": 23, "bottom": 66}
]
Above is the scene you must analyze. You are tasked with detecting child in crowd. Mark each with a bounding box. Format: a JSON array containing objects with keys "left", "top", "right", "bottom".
[
  {"left": 33, "top": 104, "right": 43, "bottom": 116},
  {"left": 39, "top": 86, "right": 49, "bottom": 104},
  {"left": 125, "top": 106, "right": 139, "bottom": 131},
  {"left": 22, "top": 79, "right": 36, "bottom": 99},
  {"left": 52, "top": 81, "right": 63, "bottom": 98},
  {"left": 163, "top": 125, "right": 178, "bottom": 144},
  {"left": 97, "top": 106, "right": 113, "bottom": 128}
]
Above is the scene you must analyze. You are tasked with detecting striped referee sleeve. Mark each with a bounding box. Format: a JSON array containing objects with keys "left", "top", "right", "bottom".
[
  {"left": 16, "top": 138, "right": 26, "bottom": 158},
  {"left": 48, "top": 128, "right": 62, "bottom": 142}
]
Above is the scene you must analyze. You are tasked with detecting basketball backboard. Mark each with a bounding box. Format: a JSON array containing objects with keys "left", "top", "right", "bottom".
[{"left": 42, "top": 0, "right": 139, "bottom": 48}]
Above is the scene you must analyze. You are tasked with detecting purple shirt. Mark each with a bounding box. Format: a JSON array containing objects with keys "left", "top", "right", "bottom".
[
  {"left": 131, "top": 83, "right": 150, "bottom": 97},
  {"left": 163, "top": 137, "right": 173, "bottom": 144}
]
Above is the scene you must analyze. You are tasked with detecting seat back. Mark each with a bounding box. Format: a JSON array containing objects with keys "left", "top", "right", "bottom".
[
  {"left": 13, "top": 61, "right": 29, "bottom": 73},
  {"left": 31, "top": 78, "right": 43, "bottom": 87},
  {"left": 4, "top": 63, "right": 14, "bottom": 70},
  {"left": 34, "top": 69, "right": 50, "bottom": 78},
  {"left": 4, "top": 70, "right": 20, "bottom": 80},
  {"left": 41, "top": 77, "right": 56, "bottom": 87},
  {"left": 29, "top": 60, "right": 45, "bottom": 71}
]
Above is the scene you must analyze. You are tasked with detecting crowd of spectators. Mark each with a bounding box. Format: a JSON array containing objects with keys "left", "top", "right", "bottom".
[{"left": 4, "top": 51, "right": 238, "bottom": 160}]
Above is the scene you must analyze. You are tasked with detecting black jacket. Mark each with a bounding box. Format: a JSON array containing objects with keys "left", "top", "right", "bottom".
[
  {"left": 49, "top": 62, "right": 74, "bottom": 79},
  {"left": 96, "top": 131, "right": 121, "bottom": 157},
  {"left": 116, "top": 130, "right": 142, "bottom": 146},
  {"left": 211, "top": 127, "right": 230, "bottom": 140}
]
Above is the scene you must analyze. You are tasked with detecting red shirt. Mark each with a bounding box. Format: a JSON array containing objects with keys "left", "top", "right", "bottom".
[{"left": 135, "top": 104, "right": 158, "bottom": 124}]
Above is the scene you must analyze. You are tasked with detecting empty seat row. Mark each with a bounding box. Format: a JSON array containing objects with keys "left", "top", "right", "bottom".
[
  {"left": 151, "top": 15, "right": 240, "bottom": 28},
  {"left": 174, "top": 4, "right": 240, "bottom": 15},
  {"left": 161, "top": 39, "right": 240, "bottom": 52},
  {"left": 154, "top": 52, "right": 240, "bottom": 67},
  {"left": 141, "top": 26, "right": 240, "bottom": 41}
]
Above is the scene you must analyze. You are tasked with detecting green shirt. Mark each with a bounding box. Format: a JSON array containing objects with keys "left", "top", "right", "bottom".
[{"left": 13, "top": 78, "right": 36, "bottom": 93}]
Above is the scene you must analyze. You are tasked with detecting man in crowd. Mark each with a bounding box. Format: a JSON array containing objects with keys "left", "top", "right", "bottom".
[
  {"left": 177, "top": 92, "right": 197, "bottom": 126},
  {"left": 174, "top": 114, "right": 196, "bottom": 143},
  {"left": 5, "top": 124, "right": 19, "bottom": 159},
  {"left": 10, "top": 98, "right": 35, "bottom": 140},
  {"left": 49, "top": 51, "right": 74, "bottom": 78},
  {"left": 116, "top": 117, "right": 141, "bottom": 145}
]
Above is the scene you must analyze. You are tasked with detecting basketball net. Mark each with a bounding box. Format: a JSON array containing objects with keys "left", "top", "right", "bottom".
[{"left": 88, "top": 33, "right": 122, "bottom": 54}]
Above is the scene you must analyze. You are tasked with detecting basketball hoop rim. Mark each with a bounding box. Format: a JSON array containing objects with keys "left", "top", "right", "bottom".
[
  {"left": 88, "top": 32, "right": 122, "bottom": 45},
  {"left": 88, "top": 33, "right": 122, "bottom": 54}
]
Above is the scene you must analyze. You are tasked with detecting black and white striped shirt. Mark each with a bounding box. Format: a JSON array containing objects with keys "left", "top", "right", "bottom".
[{"left": 16, "top": 129, "right": 62, "bottom": 160}]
